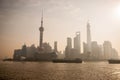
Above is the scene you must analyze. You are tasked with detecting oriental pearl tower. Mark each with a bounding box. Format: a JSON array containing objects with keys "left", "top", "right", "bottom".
[{"left": 39, "top": 12, "right": 44, "bottom": 49}]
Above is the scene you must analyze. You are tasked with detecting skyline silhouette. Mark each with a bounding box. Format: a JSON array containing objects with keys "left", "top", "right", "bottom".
[{"left": 12, "top": 15, "right": 118, "bottom": 61}]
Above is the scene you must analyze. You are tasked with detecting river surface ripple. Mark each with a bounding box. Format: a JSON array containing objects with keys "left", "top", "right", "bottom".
[{"left": 0, "top": 61, "right": 120, "bottom": 80}]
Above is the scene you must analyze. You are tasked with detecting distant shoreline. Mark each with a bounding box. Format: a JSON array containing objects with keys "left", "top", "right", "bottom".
[{"left": 2, "top": 58, "right": 109, "bottom": 62}]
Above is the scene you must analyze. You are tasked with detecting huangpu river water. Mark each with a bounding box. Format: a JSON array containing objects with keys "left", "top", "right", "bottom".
[{"left": 0, "top": 61, "right": 120, "bottom": 80}]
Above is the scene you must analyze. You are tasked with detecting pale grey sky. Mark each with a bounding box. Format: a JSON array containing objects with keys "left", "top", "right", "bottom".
[{"left": 0, "top": 0, "right": 120, "bottom": 58}]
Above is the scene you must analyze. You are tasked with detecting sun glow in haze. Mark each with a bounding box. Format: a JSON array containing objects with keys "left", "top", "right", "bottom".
[{"left": 115, "top": 5, "right": 120, "bottom": 18}]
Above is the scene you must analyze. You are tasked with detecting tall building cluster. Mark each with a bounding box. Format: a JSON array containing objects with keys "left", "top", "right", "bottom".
[
  {"left": 13, "top": 14, "right": 57, "bottom": 61},
  {"left": 13, "top": 12, "right": 119, "bottom": 61},
  {"left": 65, "top": 21, "right": 118, "bottom": 60},
  {"left": 103, "top": 41, "right": 118, "bottom": 59},
  {"left": 65, "top": 32, "right": 81, "bottom": 59}
]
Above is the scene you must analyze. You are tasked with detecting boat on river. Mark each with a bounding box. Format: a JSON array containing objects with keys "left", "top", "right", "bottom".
[
  {"left": 108, "top": 59, "right": 120, "bottom": 64},
  {"left": 52, "top": 58, "right": 82, "bottom": 63}
]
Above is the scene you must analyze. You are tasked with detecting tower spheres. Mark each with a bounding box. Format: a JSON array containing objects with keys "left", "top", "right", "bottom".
[{"left": 13, "top": 13, "right": 57, "bottom": 61}]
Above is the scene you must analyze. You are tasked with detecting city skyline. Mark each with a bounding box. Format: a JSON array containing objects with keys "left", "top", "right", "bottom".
[{"left": 0, "top": 0, "right": 120, "bottom": 58}]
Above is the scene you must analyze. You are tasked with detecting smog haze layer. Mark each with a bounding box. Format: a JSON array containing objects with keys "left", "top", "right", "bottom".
[{"left": 0, "top": 0, "right": 120, "bottom": 58}]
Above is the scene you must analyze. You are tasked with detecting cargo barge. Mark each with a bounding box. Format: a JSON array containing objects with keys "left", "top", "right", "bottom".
[
  {"left": 52, "top": 59, "right": 82, "bottom": 63},
  {"left": 108, "top": 59, "right": 120, "bottom": 64}
]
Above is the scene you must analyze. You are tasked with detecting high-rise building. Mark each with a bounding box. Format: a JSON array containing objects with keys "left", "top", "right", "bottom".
[
  {"left": 54, "top": 41, "right": 58, "bottom": 52},
  {"left": 67, "top": 37, "right": 72, "bottom": 49},
  {"left": 87, "top": 21, "right": 92, "bottom": 53},
  {"left": 91, "top": 41, "right": 99, "bottom": 59},
  {"left": 83, "top": 42, "right": 88, "bottom": 54},
  {"left": 111, "top": 48, "right": 118, "bottom": 59},
  {"left": 74, "top": 32, "right": 81, "bottom": 54},
  {"left": 21, "top": 44, "right": 27, "bottom": 57},
  {"left": 103, "top": 41, "right": 118, "bottom": 59},
  {"left": 39, "top": 12, "right": 44, "bottom": 49},
  {"left": 98, "top": 45, "right": 104, "bottom": 59},
  {"left": 65, "top": 37, "right": 72, "bottom": 59},
  {"left": 103, "top": 41, "right": 112, "bottom": 59}
]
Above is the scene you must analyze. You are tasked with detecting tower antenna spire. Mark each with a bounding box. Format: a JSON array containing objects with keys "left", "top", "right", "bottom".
[
  {"left": 41, "top": 9, "right": 43, "bottom": 22},
  {"left": 41, "top": 9, "right": 43, "bottom": 27}
]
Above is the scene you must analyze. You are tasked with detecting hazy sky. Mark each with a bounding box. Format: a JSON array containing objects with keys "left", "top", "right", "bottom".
[{"left": 0, "top": 0, "right": 120, "bottom": 58}]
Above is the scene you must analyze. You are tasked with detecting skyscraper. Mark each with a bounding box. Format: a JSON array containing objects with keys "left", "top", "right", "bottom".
[
  {"left": 83, "top": 42, "right": 87, "bottom": 54},
  {"left": 65, "top": 37, "right": 72, "bottom": 59},
  {"left": 67, "top": 37, "right": 72, "bottom": 49},
  {"left": 54, "top": 41, "right": 58, "bottom": 52},
  {"left": 39, "top": 13, "right": 44, "bottom": 49},
  {"left": 87, "top": 21, "right": 92, "bottom": 53},
  {"left": 103, "top": 41, "right": 112, "bottom": 59},
  {"left": 74, "top": 32, "right": 81, "bottom": 54},
  {"left": 91, "top": 41, "right": 99, "bottom": 59}
]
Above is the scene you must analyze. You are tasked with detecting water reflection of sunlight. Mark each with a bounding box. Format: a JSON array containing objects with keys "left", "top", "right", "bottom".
[
  {"left": 112, "top": 72, "right": 120, "bottom": 74},
  {"left": 112, "top": 71, "right": 120, "bottom": 79},
  {"left": 111, "top": 65, "right": 120, "bottom": 78}
]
